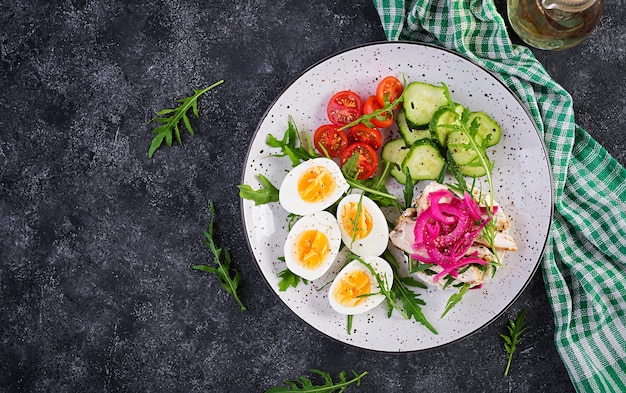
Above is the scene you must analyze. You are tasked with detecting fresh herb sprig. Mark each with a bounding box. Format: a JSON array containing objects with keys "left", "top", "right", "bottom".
[
  {"left": 382, "top": 250, "right": 438, "bottom": 334},
  {"left": 349, "top": 252, "right": 437, "bottom": 334},
  {"left": 266, "top": 116, "right": 318, "bottom": 167},
  {"left": 278, "top": 267, "right": 307, "bottom": 292},
  {"left": 501, "top": 307, "right": 528, "bottom": 376},
  {"left": 192, "top": 201, "right": 246, "bottom": 311},
  {"left": 341, "top": 154, "right": 399, "bottom": 208},
  {"left": 441, "top": 283, "right": 470, "bottom": 318},
  {"left": 237, "top": 174, "right": 279, "bottom": 206},
  {"left": 441, "top": 83, "right": 501, "bottom": 269},
  {"left": 338, "top": 88, "right": 404, "bottom": 131},
  {"left": 266, "top": 369, "right": 368, "bottom": 393},
  {"left": 147, "top": 80, "right": 224, "bottom": 158}
]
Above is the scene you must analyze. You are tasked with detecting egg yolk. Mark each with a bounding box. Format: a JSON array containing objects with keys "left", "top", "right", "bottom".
[
  {"left": 333, "top": 270, "right": 371, "bottom": 307},
  {"left": 295, "top": 229, "right": 330, "bottom": 270},
  {"left": 297, "top": 166, "right": 336, "bottom": 203},
  {"left": 341, "top": 202, "right": 373, "bottom": 240}
]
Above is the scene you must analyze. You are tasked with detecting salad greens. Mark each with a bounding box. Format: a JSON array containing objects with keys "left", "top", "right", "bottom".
[
  {"left": 237, "top": 174, "right": 279, "bottom": 206},
  {"left": 238, "top": 76, "right": 511, "bottom": 335},
  {"left": 501, "top": 307, "right": 529, "bottom": 376},
  {"left": 265, "top": 369, "right": 368, "bottom": 393},
  {"left": 278, "top": 267, "right": 307, "bottom": 292},
  {"left": 192, "top": 201, "right": 246, "bottom": 312},
  {"left": 382, "top": 250, "right": 438, "bottom": 334},
  {"left": 147, "top": 80, "right": 224, "bottom": 158},
  {"left": 441, "top": 283, "right": 470, "bottom": 318},
  {"left": 266, "top": 115, "right": 318, "bottom": 166}
]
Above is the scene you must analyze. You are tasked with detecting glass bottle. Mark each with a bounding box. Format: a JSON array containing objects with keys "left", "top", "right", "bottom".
[{"left": 507, "top": 0, "right": 604, "bottom": 50}]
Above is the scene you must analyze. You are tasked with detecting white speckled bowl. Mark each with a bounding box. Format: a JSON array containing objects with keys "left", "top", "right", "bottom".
[{"left": 241, "top": 42, "right": 553, "bottom": 352}]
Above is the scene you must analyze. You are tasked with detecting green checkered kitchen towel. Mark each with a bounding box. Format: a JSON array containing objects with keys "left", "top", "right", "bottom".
[{"left": 372, "top": 0, "right": 626, "bottom": 391}]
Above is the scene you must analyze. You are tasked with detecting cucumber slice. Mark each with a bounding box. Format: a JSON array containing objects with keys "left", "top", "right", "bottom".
[
  {"left": 447, "top": 130, "right": 486, "bottom": 166},
  {"left": 402, "top": 82, "right": 448, "bottom": 128},
  {"left": 466, "top": 111, "right": 501, "bottom": 147},
  {"left": 459, "top": 163, "right": 488, "bottom": 178},
  {"left": 429, "top": 104, "right": 464, "bottom": 148},
  {"left": 390, "top": 166, "right": 408, "bottom": 184},
  {"left": 401, "top": 139, "right": 446, "bottom": 181},
  {"left": 381, "top": 137, "right": 409, "bottom": 165},
  {"left": 397, "top": 108, "right": 431, "bottom": 145},
  {"left": 382, "top": 138, "right": 411, "bottom": 184}
]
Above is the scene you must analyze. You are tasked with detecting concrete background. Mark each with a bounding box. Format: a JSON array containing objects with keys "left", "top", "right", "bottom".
[{"left": 1, "top": 1, "right": 623, "bottom": 392}]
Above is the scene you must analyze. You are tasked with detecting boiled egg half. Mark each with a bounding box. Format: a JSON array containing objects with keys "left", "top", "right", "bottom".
[
  {"left": 336, "top": 193, "right": 389, "bottom": 257},
  {"left": 283, "top": 211, "right": 342, "bottom": 281},
  {"left": 328, "top": 256, "right": 393, "bottom": 315},
  {"left": 279, "top": 157, "right": 349, "bottom": 216}
]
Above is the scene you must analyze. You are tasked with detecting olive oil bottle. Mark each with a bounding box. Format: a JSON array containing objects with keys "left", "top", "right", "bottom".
[{"left": 507, "top": 0, "right": 604, "bottom": 50}]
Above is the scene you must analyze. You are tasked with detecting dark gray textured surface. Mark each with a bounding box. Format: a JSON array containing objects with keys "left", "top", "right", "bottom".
[{"left": 1, "top": 1, "right": 623, "bottom": 392}]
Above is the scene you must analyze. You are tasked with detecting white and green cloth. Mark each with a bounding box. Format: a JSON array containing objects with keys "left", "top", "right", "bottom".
[{"left": 372, "top": 1, "right": 626, "bottom": 391}]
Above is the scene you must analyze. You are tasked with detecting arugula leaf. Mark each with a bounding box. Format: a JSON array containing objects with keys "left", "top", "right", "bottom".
[
  {"left": 342, "top": 159, "right": 399, "bottom": 207},
  {"left": 340, "top": 151, "right": 361, "bottom": 180},
  {"left": 385, "top": 252, "right": 436, "bottom": 332},
  {"left": 277, "top": 268, "right": 307, "bottom": 292},
  {"left": 358, "top": 161, "right": 401, "bottom": 210},
  {"left": 441, "top": 283, "right": 470, "bottom": 318},
  {"left": 192, "top": 201, "right": 246, "bottom": 311},
  {"left": 347, "top": 193, "right": 365, "bottom": 248},
  {"left": 440, "top": 83, "right": 502, "bottom": 267},
  {"left": 402, "top": 166, "right": 415, "bottom": 210},
  {"left": 399, "top": 274, "right": 427, "bottom": 288},
  {"left": 265, "top": 369, "right": 368, "bottom": 393},
  {"left": 501, "top": 307, "right": 529, "bottom": 376},
  {"left": 338, "top": 93, "right": 404, "bottom": 131},
  {"left": 266, "top": 116, "right": 318, "bottom": 167},
  {"left": 148, "top": 80, "right": 224, "bottom": 158},
  {"left": 238, "top": 174, "right": 279, "bottom": 205},
  {"left": 380, "top": 250, "right": 438, "bottom": 334},
  {"left": 346, "top": 315, "right": 353, "bottom": 335}
]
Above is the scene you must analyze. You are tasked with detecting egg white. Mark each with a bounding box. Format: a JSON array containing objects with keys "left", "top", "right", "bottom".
[
  {"left": 336, "top": 193, "right": 389, "bottom": 257},
  {"left": 328, "top": 256, "right": 393, "bottom": 315},
  {"left": 283, "top": 211, "right": 342, "bottom": 281},
  {"left": 279, "top": 157, "right": 349, "bottom": 216}
]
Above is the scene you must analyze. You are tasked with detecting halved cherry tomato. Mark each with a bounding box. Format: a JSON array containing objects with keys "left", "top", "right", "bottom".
[
  {"left": 363, "top": 95, "right": 394, "bottom": 128},
  {"left": 376, "top": 76, "right": 404, "bottom": 108},
  {"left": 340, "top": 142, "right": 379, "bottom": 180},
  {"left": 313, "top": 124, "right": 348, "bottom": 157},
  {"left": 327, "top": 90, "right": 363, "bottom": 126},
  {"left": 348, "top": 123, "right": 383, "bottom": 150}
]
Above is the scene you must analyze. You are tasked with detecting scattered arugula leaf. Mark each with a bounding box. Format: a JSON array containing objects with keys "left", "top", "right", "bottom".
[
  {"left": 347, "top": 251, "right": 437, "bottom": 334},
  {"left": 441, "top": 283, "right": 470, "bottom": 318},
  {"left": 342, "top": 158, "right": 398, "bottom": 207},
  {"left": 340, "top": 151, "right": 361, "bottom": 180},
  {"left": 382, "top": 250, "right": 437, "bottom": 334},
  {"left": 359, "top": 160, "right": 399, "bottom": 209},
  {"left": 338, "top": 93, "right": 404, "bottom": 131},
  {"left": 147, "top": 80, "right": 224, "bottom": 158},
  {"left": 501, "top": 307, "right": 528, "bottom": 376},
  {"left": 266, "top": 116, "right": 318, "bottom": 167},
  {"left": 440, "top": 83, "right": 502, "bottom": 269},
  {"left": 192, "top": 200, "right": 246, "bottom": 311},
  {"left": 348, "top": 193, "right": 366, "bottom": 248},
  {"left": 349, "top": 253, "right": 401, "bottom": 313},
  {"left": 238, "top": 174, "right": 279, "bottom": 205},
  {"left": 347, "top": 315, "right": 353, "bottom": 335},
  {"left": 265, "top": 369, "right": 368, "bottom": 393},
  {"left": 402, "top": 166, "right": 415, "bottom": 210},
  {"left": 278, "top": 268, "right": 307, "bottom": 292}
]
